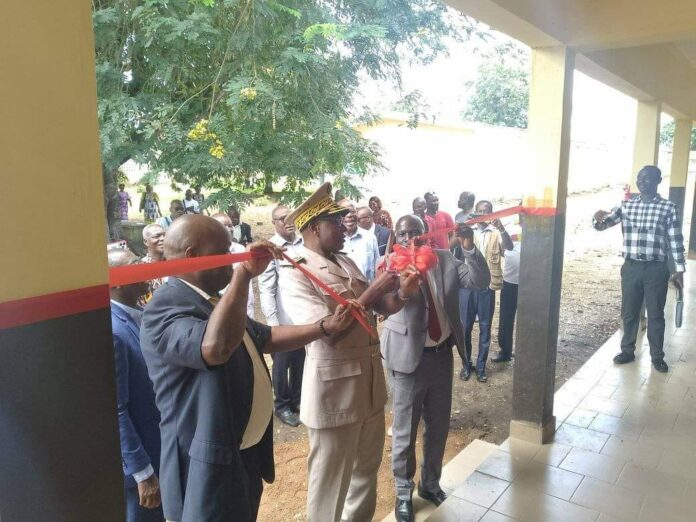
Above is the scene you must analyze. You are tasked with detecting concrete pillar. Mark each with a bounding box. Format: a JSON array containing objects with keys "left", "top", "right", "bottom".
[
  {"left": 0, "top": 3, "right": 123, "bottom": 520},
  {"left": 511, "top": 46, "right": 574, "bottom": 445},
  {"left": 630, "top": 100, "right": 662, "bottom": 190},
  {"left": 669, "top": 119, "right": 692, "bottom": 218}
]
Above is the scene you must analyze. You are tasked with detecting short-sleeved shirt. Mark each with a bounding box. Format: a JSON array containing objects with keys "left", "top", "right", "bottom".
[
  {"left": 424, "top": 211, "right": 454, "bottom": 249},
  {"left": 277, "top": 245, "right": 387, "bottom": 429}
]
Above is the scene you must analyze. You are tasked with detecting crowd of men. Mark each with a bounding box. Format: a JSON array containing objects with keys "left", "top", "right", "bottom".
[{"left": 111, "top": 165, "right": 684, "bottom": 522}]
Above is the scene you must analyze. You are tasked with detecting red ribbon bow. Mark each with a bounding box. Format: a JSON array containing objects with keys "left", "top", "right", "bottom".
[{"left": 386, "top": 244, "right": 439, "bottom": 274}]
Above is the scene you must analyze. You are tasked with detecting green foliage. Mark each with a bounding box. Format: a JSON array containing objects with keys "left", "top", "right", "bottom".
[
  {"left": 464, "top": 41, "right": 529, "bottom": 129},
  {"left": 93, "top": 0, "right": 472, "bottom": 209},
  {"left": 660, "top": 120, "right": 696, "bottom": 151}
]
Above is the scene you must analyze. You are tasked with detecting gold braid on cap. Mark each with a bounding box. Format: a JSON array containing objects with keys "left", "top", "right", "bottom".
[{"left": 295, "top": 196, "right": 344, "bottom": 231}]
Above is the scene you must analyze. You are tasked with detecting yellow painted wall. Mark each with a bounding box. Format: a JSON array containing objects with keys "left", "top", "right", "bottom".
[{"left": 0, "top": 4, "right": 107, "bottom": 303}]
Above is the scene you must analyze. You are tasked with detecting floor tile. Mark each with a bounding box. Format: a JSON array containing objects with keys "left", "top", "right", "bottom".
[
  {"left": 578, "top": 395, "right": 629, "bottom": 418},
  {"left": 588, "top": 413, "right": 644, "bottom": 440},
  {"left": 554, "top": 423, "right": 610, "bottom": 452},
  {"left": 571, "top": 477, "right": 644, "bottom": 520},
  {"left": 476, "top": 450, "right": 531, "bottom": 482},
  {"left": 533, "top": 442, "right": 572, "bottom": 467},
  {"left": 590, "top": 383, "right": 618, "bottom": 399},
  {"left": 427, "top": 496, "right": 488, "bottom": 522},
  {"left": 565, "top": 408, "right": 599, "bottom": 429},
  {"left": 638, "top": 490, "right": 696, "bottom": 522},
  {"left": 656, "top": 448, "right": 696, "bottom": 482},
  {"left": 492, "top": 485, "right": 598, "bottom": 521},
  {"left": 600, "top": 436, "right": 662, "bottom": 469},
  {"left": 559, "top": 447, "right": 626, "bottom": 483},
  {"left": 615, "top": 463, "right": 685, "bottom": 496},
  {"left": 479, "top": 511, "right": 516, "bottom": 522},
  {"left": 511, "top": 460, "right": 584, "bottom": 500},
  {"left": 622, "top": 406, "right": 678, "bottom": 429},
  {"left": 498, "top": 438, "right": 540, "bottom": 460},
  {"left": 638, "top": 426, "right": 695, "bottom": 452},
  {"left": 451, "top": 471, "right": 510, "bottom": 508}
]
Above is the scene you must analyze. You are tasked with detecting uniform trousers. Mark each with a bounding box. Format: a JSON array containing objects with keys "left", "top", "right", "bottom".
[
  {"left": 306, "top": 407, "right": 385, "bottom": 522},
  {"left": 391, "top": 343, "right": 453, "bottom": 501},
  {"left": 620, "top": 259, "right": 670, "bottom": 361}
]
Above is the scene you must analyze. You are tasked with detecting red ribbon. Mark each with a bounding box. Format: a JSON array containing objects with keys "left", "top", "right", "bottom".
[
  {"left": 108, "top": 250, "right": 376, "bottom": 337},
  {"left": 417, "top": 205, "right": 525, "bottom": 242},
  {"left": 386, "top": 244, "right": 439, "bottom": 273}
]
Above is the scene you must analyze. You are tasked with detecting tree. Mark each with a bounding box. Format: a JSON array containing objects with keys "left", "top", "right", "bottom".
[
  {"left": 660, "top": 120, "right": 696, "bottom": 151},
  {"left": 464, "top": 41, "right": 529, "bottom": 128},
  {"left": 93, "top": 0, "right": 473, "bottom": 235}
]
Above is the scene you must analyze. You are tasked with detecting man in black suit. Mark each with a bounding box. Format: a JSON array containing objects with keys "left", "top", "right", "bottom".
[
  {"left": 357, "top": 205, "right": 393, "bottom": 256},
  {"left": 227, "top": 207, "right": 254, "bottom": 245},
  {"left": 140, "top": 214, "right": 354, "bottom": 522}
]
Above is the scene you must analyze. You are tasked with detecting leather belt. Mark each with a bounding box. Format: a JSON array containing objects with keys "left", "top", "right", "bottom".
[{"left": 423, "top": 335, "right": 452, "bottom": 354}]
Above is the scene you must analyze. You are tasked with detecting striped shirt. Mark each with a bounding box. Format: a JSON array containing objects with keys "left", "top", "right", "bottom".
[{"left": 593, "top": 194, "right": 685, "bottom": 272}]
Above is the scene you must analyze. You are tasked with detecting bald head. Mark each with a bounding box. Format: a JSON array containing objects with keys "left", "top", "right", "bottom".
[
  {"left": 395, "top": 215, "right": 425, "bottom": 247},
  {"left": 108, "top": 248, "right": 140, "bottom": 268},
  {"left": 164, "top": 214, "right": 230, "bottom": 260}
]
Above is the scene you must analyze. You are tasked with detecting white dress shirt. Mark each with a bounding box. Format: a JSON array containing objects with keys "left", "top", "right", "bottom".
[{"left": 258, "top": 233, "right": 303, "bottom": 326}]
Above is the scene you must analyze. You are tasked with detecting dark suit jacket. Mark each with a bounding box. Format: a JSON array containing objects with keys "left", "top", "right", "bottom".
[
  {"left": 374, "top": 224, "right": 393, "bottom": 256},
  {"left": 140, "top": 278, "right": 274, "bottom": 522},
  {"left": 239, "top": 222, "right": 253, "bottom": 245},
  {"left": 110, "top": 303, "right": 161, "bottom": 489}
]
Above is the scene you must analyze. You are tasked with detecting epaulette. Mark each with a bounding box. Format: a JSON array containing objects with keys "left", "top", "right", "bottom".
[{"left": 279, "top": 256, "right": 306, "bottom": 267}]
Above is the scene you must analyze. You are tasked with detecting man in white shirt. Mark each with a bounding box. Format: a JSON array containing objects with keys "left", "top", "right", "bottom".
[
  {"left": 342, "top": 208, "right": 380, "bottom": 282},
  {"left": 258, "top": 205, "right": 305, "bottom": 427},
  {"left": 183, "top": 189, "right": 200, "bottom": 214},
  {"left": 356, "top": 206, "right": 393, "bottom": 256}
]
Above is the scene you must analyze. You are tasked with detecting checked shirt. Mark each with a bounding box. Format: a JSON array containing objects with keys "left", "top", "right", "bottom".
[{"left": 593, "top": 193, "right": 686, "bottom": 272}]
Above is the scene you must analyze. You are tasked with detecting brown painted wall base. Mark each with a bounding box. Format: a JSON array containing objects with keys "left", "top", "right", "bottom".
[
  {"left": 512, "top": 213, "right": 565, "bottom": 429},
  {"left": 0, "top": 308, "right": 124, "bottom": 521}
]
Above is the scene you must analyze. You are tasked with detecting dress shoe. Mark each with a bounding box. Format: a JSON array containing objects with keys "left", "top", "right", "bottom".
[
  {"left": 652, "top": 359, "right": 669, "bottom": 373},
  {"left": 459, "top": 365, "right": 472, "bottom": 381},
  {"left": 394, "top": 498, "right": 414, "bottom": 522},
  {"left": 290, "top": 403, "right": 301, "bottom": 414},
  {"left": 492, "top": 353, "right": 511, "bottom": 363},
  {"left": 613, "top": 353, "right": 635, "bottom": 365},
  {"left": 275, "top": 408, "right": 301, "bottom": 427},
  {"left": 477, "top": 370, "right": 488, "bottom": 383},
  {"left": 417, "top": 485, "right": 447, "bottom": 507}
]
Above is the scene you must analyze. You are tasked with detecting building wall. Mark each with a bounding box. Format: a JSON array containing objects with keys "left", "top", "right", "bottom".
[{"left": 0, "top": 4, "right": 123, "bottom": 520}]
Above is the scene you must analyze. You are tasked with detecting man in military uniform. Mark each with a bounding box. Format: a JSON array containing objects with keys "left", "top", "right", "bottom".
[{"left": 279, "top": 183, "right": 421, "bottom": 522}]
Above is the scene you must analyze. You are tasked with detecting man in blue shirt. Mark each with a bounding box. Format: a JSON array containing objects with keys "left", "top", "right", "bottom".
[
  {"left": 109, "top": 248, "right": 164, "bottom": 522},
  {"left": 342, "top": 206, "right": 380, "bottom": 281}
]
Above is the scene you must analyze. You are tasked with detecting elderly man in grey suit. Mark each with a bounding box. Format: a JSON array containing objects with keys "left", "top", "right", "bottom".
[{"left": 381, "top": 215, "right": 490, "bottom": 522}]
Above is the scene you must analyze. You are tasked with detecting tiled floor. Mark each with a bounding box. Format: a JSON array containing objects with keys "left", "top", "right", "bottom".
[{"left": 418, "top": 263, "right": 695, "bottom": 521}]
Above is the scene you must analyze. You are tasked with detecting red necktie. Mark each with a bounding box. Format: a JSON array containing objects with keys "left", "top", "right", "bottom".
[{"left": 422, "top": 278, "right": 442, "bottom": 342}]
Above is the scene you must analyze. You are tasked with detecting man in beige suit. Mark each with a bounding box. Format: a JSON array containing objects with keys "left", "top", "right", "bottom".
[{"left": 279, "top": 183, "right": 420, "bottom": 522}]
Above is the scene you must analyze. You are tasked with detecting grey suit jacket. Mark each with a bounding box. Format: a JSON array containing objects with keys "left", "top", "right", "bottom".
[{"left": 380, "top": 248, "right": 490, "bottom": 374}]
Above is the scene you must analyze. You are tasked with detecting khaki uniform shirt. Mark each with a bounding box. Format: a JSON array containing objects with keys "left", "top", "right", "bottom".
[{"left": 278, "top": 245, "right": 387, "bottom": 429}]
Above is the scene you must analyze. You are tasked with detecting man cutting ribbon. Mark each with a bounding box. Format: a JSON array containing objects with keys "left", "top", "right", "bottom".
[
  {"left": 380, "top": 215, "right": 490, "bottom": 522},
  {"left": 278, "top": 183, "right": 421, "bottom": 522},
  {"left": 139, "top": 214, "right": 356, "bottom": 522}
]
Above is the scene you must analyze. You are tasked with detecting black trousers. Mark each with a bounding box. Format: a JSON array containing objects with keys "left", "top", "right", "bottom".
[
  {"left": 271, "top": 348, "right": 305, "bottom": 412},
  {"left": 620, "top": 259, "right": 670, "bottom": 361},
  {"left": 497, "top": 281, "right": 518, "bottom": 358}
]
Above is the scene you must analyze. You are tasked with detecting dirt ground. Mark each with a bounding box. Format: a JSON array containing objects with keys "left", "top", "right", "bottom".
[{"left": 232, "top": 187, "right": 624, "bottom": 521}]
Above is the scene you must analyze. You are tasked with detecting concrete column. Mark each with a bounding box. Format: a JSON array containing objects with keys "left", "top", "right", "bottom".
[
  {"left": 511, "top": 46, "right": 574, "bottom": 445},
  {"left": 669, "top": 119, "right": 692, "bottom": 218},
  {"left": 630, "top": 100, "right": 662, "bottom": 190}
]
